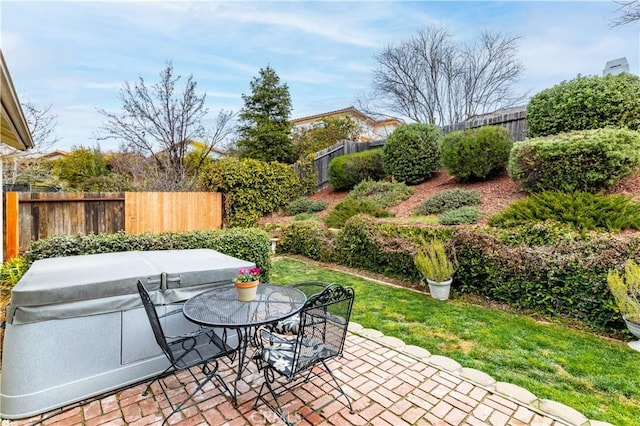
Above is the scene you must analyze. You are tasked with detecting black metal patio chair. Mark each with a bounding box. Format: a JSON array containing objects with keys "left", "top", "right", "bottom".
[
  {"left": 253, "top": 283, "right": 355, "bottom": 425},
  {"left": 263, "top": 281, "right": 331, "bottom": 335},
  {"left": 136, "top": 281, "right": 237, "bottom": 425}
]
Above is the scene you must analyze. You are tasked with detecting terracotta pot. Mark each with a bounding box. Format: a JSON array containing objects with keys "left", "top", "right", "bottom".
[{"left": 234, "top": 280, "right": 259, "bottom": 302}]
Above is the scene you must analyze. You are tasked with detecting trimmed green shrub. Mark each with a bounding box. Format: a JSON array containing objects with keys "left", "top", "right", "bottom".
[
  {"left": 277, "top": 220, "right": 336, "bottom": 262},
  {"left": 24, "top": 229, "right": 273, "bottom": 281},
  {"left": 440, "top": 126, "right": 513, "bottom": 181},
  {"left": 199, "top": 157, "right": 301, "bottom": 227},
  {"left": 324, "top": 197, "right": 391, "bottom": 228},
  {"left": 334, "top": 215, "right": 421, "bottom": 281},
  {"left": 349, "top": 179, "right": 413, "bottom": 209},
  {"left": 328, "top": 149, "right": 385, "bottom": 190},
  {"left": 508, "top": 128, "right": 640, "bottom": 193},
  {"left": 488, "top": 221, "right": 586, "bottom": 247},
  {"left": 285, "top": 197, "right": 327, "bottom": 216},
  {"left": 526, "top": 73, "right": 640, "bottom": 137},
  {"left": 489, "top": 191, "right": 640, "bottom": 232},
  {"left": 438, "top": 206, "right": 483, "bottom": 225},
  {"left": 268, "top": 212, "right": 640, "bottom": 335},
  {"left": 451, "top": 230, "right": 640, "bottom": 333},
  {"left": 382, "top": 123, "right": 442, "bottom": 184},
  {"left": 415, "top": 189, "right": 482, "bottom": 215}
]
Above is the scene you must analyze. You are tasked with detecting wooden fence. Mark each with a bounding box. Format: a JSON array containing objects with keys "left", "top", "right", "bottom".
[
  {"left": 442, "top": 107, "right": 527, "bottom": 141},
  {"left": 3, "top": 191, "right": 222, "bottom": 259},
  {"left": 302, "top": 139, "right": 385, "bottom": 190}
]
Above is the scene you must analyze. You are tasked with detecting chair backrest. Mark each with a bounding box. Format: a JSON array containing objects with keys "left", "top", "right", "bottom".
[
  {"left": 291, "top": 281, "right": 331, "bottom": 298},
  {"left": 136, "top": 280, "right": 175, "bottom": 364},
  {"left": 291, "top": 284, "right": 354, "bottom": 375}
]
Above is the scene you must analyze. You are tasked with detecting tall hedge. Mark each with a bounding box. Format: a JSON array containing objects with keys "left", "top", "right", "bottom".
[
  {"left": 276, "top": 216, "right": 638, "bottom": 335},
  {"left": 24, "top": 229, "right": 273, "bottom": 281},
  {"left": 382, "top": 123, "right": 442, "bottom": 184},
  {"left": 440, "top": 126, "right": 513, "bottom": 181},
  {"left": 199, "top": 157, "right": 301, "bottom": 227},
  {"left": 526, "top": 73, "right": 640, "bottom": 137},
  {"left": 508, "top": 128, "right": 640, "bottom": 193}
]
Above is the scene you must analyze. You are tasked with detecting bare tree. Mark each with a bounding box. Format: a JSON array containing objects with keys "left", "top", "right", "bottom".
[
  {"left": 2, "top": 101, "right": 60, "bottom": 186},
  {"left": 368, "top": 24, "right": 526, "bottom": 126},
  {"left": 97, "top": 62, "right": 234, "bottom": 190},
  {"left": 610, "top": 0, "right": 640, "bottom": 26},
  {"left": 22, "top": 102, "right": 60, "bottom": 154}
]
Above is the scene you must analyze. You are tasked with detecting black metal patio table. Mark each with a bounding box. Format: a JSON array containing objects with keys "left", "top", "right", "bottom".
[{"left": 182, "top": 283, "right": 307, "bottom": 405}]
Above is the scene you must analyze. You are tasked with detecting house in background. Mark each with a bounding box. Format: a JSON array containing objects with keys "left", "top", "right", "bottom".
[
  {"left": 291, "top": 106, "right": 403, "bottom": 142},
  {"left": 38, "top": 149, "right": 68, "bottom": 161},
  {"left": 1, "top": 50, "right": 35, "bottom": 261}
]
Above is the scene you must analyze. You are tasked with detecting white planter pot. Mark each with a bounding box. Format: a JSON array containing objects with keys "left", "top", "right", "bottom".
[
  {"left": 623, "top": 315, "right": 640, "bottom": 352},
  {"left": 426, "top": 278, "right": 452, "bottom": 301}
]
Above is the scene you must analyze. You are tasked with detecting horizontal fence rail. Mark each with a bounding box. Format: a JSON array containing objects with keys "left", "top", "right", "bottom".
[
  {"left": 442, "top": 109, "right": 527, "bottom": 141},
  {"left": 3, "top": 191, "right": 223, "bottom": 260}
]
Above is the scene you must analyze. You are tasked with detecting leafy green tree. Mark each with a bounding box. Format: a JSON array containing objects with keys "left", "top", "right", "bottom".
[
  {"left": 236, "top": 66, "right": 295, "bottom": 163},
  {"left": 52, "top": 147, "right": 110, "bottom": 190},
  {"left": 293, "top": 117, "right": 361, "bottom": 158}
]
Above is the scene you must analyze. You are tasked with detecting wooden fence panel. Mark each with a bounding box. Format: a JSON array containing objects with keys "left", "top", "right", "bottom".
[
  {"left": 14, "top": 192, "right": 125, "bottom": 253},
  {"left": 442, "top": 109, "right": 527, "bottom": 141},
  {"left": 124, "top": 192, "right": 222, "bottom": 234},
  {"left": 3, "top": 191, "right": 223, "bottom": 259}
]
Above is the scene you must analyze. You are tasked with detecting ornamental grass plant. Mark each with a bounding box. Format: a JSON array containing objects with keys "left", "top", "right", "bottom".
[
  {"left": 414, "top": 239, "right": 455, "bottom": 282},
  {"left": 608, "top": 260, "right": 640, "bottom": 324}
]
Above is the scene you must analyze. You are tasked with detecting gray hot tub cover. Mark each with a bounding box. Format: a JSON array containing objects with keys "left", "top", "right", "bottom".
[{"left": 6, "top": 249, "right": 254, "bottom": 324}]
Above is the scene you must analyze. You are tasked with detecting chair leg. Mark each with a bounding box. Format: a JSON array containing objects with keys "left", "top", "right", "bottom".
[
  {"left": 253, "top": 368, "right": 294, "bottom": 426},
  {"left": 321, "top": 360, "right": 354, "bottom": 414},
  {"left": 155, "top": 360, "right": 231, "bottom": 425}
]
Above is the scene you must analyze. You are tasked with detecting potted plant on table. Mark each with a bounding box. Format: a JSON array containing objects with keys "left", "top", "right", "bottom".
[
  {"left": 234, "top": 267, "right": 261, "bottom": 302},
  {"left": 414, "top": 239, "right": 456, "bottom": 300},
  {"left": 607, "top": 260, "right": 640, "bottom": 351}
]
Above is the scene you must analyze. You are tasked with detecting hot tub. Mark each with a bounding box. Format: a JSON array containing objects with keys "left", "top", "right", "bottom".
[{"left": 0, "top": 249, "right": 252, "bottom": 419}]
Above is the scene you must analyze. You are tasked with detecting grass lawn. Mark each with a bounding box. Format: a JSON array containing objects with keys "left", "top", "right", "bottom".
[{"left": 272, "top": 257, "right": 640, "bottom": 426}]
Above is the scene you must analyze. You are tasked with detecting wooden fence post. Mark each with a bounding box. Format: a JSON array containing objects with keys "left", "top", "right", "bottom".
[{"left": 4, "top": 192, "right": 19, "bottom": 261}]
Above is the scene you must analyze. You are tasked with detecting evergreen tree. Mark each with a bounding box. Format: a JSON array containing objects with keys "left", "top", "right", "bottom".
[{"left": 237, "top": 66, "right": 295, "bottom": 163}]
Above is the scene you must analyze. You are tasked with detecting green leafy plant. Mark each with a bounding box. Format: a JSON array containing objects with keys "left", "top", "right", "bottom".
[
  {"left": 414, "top": 239, "right": 455, "bottom": 282},
  {"left": 0, "top": 256, "right": 28, "bottom": 303},
  {"left": 438, "top": 206, "right": 483, "bottom": 225},
  {"left": 199, "top": 157, "right": 301, "bottom": 227},
  {"left": 285, "top": 197, "right": 327, "bottom": 216},
  {"left": 349, "top": 179, "right": 413, "bottom": 208},
  {"left": 488, "top": 191, "right": 640, "bottom": 232},
  {"left": 607, "top": 260, "right": 640, "bottom": 323},
  {"left": 440, "top": 126, "right": 513, "bottom": 181},
  {"left": 415, "top": 189, "right": 482, "bottom": 215},
  {"left": 526, "top": 73, "right": 640, "bottom": 137},
  {"left": 324, "top": 198, "right": 391, "bottom": 228},
  {"left": 382, "top": 123, "right": 442, "bottom": 184},
  {"left": 508, "top": 128, "right": 640, "bottom": 193},
  {"left": 278, "top": 220, "right": 336, "bottom": 262}
]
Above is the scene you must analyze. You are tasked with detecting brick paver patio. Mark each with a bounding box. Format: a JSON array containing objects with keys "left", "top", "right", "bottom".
[{"left": 2, "top": 324, "right": 605, "bottom": 426}]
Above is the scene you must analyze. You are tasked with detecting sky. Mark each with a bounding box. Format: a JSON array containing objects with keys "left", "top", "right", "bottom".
[{"left": 1, "top": 0, "right": 638, "bottom": 152}]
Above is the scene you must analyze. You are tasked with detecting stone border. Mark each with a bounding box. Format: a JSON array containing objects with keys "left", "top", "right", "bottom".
[{"left": 347, "top": 322, "right": 613, "bottom": 426}]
